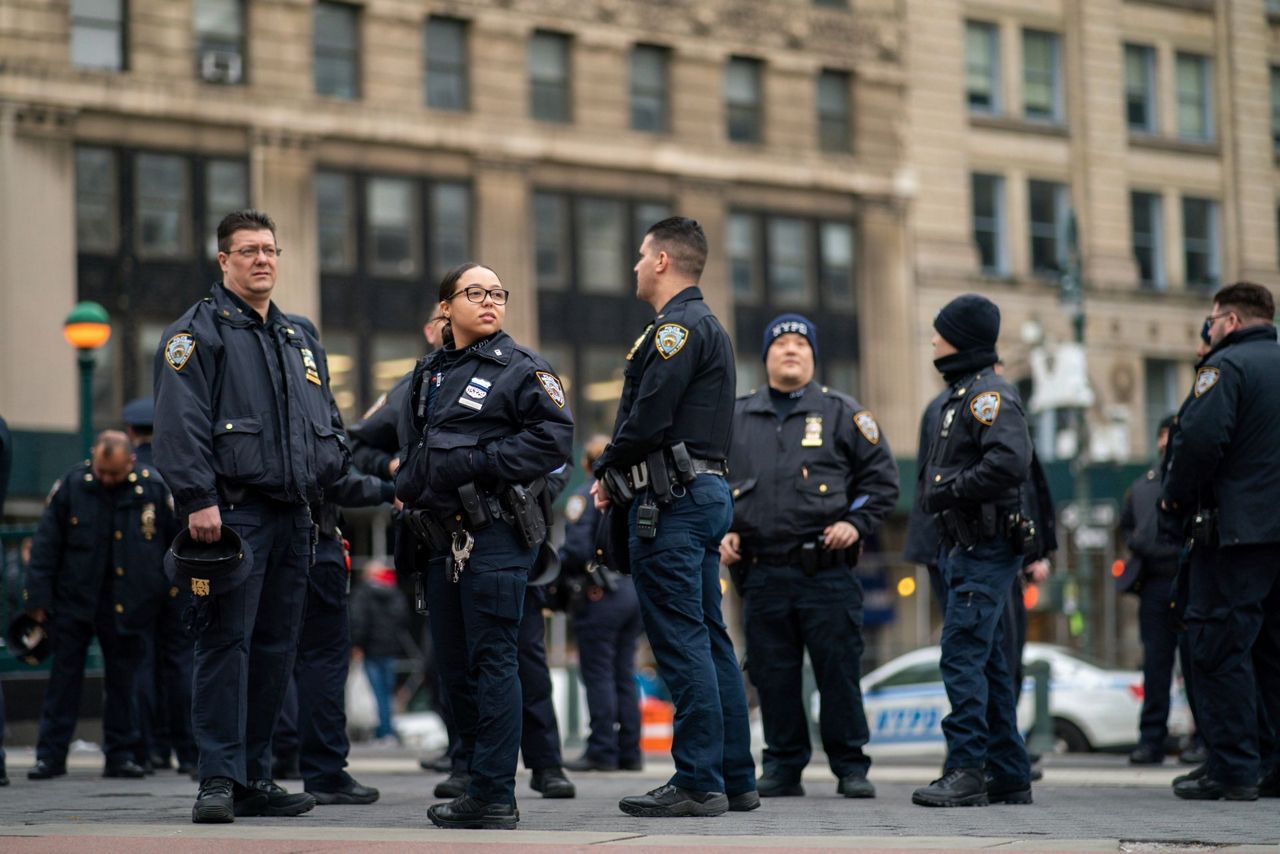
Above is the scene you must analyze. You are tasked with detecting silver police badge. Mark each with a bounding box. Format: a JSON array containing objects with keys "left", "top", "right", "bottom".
[
  {"left": 1194, "top": 366, "right": 1220, "bottom": 398},
  {"left": 458, "top": 376, "right": 491, "bottom": 411},
  {"left": 654, "top": 323, "right": 689, "bottom": 360},
  {"left": 970, "top": 391, "right": 1001, "bottom": 426},
  {"left": 854, "top": 411, "right": 881, "bottom": 445},
  {"left": 165, "top": 333, "right": 195, "bottom": 371},
  {"left": 536, "top": 371, "right": 566, "bottom": 408}
]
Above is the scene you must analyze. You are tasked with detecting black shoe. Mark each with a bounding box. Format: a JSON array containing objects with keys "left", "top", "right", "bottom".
[
  {"left": 565, "top": 754, "right": 619, "bottom": 772},
  {"left": 418, "top": 752, "right": 454, "bottom": 773},
  {"left": 619, "top": 757, "right": 645, "bottom": 772},
  {"left": 271, "top": 754, "right": 301, "bottom": 781},
  {"left": 192, "top": 777, "right": 236, "bottom": 824},
  {"left": 1129, "top": 745, "right": 1164, "bottom": 765},
  {"left": 619, "top": 783, "right": 729, "bottom": 817},
  {"left": 1172, "top": 763, "right": 1209, "bottom": 786},
  {"left": 237, "top": 779, "right": 317, "bottom": 816},
  {"left": 27, "top": 760, "right": 67, "bottom": 780},
  {"left": 837, "top": 771, "right": 875, "bottom": 798},
  {"left": 1180, "top": 746, "right": 1209, "bottom": 765},
  {"left": 434, "top": 770, "right": 472, "bottom": 799},
  {"left": 728, "top": 790, "right": 760, "bottom": 812},
  {"left": 987, "top": 778, "right": 1033, "bottom": 805},
  {"left": 1259, "top": 767, "right": 1280, "bottom": 797},
  {"left": 427, "top": 795, "right": 518, "bottom": 830},
  {"left": 104, "top": 759, "right": 147, "bottom": 779},
  {"left": 308, "top": 776, "right": 380, "bottom": 805},
  {"left": 757, "top": 774, "right": 804, "bottom": 797},
  {"left": 1173, "top": 775, "right": 1258, "bottom": 801},
  {"left": 530, "top": 766, "right": 576, "bottom": 798},
  {"left": 912, "top": 768, "right": 988, "bottom": 807}
]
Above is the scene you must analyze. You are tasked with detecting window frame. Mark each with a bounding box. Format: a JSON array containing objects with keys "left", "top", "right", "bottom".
[
  {"left": 971, "top": 172, "right": 1007, "bottom": 276},
  {"left": 817, "top": 68, "right": 853, "bottom": 153},
  {"left": 529, "top": 30, "right": 572, "bottom": 123},
  {"left": 1022, "top": 28, "right": 1063, "bottom": 123},
  {"left": 1027, "top": 179, "right": 1070, "bottom": 277},
  {"left": 1130, "top": 190, "right": 1165, "bottom": 291},
  {"left": 630, "top": 43, "right": 670, "bottom": 134},
  {"left": 1181, "top": 195, "right": 1219, "bottom": 291},
  {"left": 70, "top": 0, "right": 128, "bottom": 71},
  {"left": 425, "top": 15, "right": 469, "bottom": 111},
  {"left": 725, "top": 56, "right": 764, "bottom": 144},
  {"left": 1124, "top": 43, "right": 1157, "bottom": 134},
  {"left": 965, "top": 20, "right": 1001, "bottom": 114},
  {"left": 193, "top": 0, "right": 246, "bottom": 85},
  {"left": 1175, "top": 52, "right": 1213, "bottom": 142},
  {"left": 313, "top": 0, "right": 361, "bottom": 100}
]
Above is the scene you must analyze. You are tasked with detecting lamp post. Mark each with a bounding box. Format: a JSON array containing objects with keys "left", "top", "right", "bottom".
[
  {"left": 63, "top": 301, "right": 112, "bottom": 460},
  {"left": 1060, "top": 214, "right": 1092, "bottom": 657}
]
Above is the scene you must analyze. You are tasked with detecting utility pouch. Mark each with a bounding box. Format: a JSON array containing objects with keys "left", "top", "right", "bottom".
[
  {"left": 980, "top": 503, "right": 999, "bottom": 540},
  {"left": 647, "top": 449, "right": 673, "bottom": 504},
  {"left": 458, "top": 482, "right": 491, "bottom": 529},
  {"left": 941, "top": 508, "right": 978, "bottom": 549},
  {"left": 636, "top": 500, "right": 659, "bottom": 540},
  {"left": 1191, "top": 508, "right": 1219, "bottom": 548},
  {"left": 603, "top": 468, "right": 634, "bottom": 505},
  {"left": 798, "top": 541, "right": 820, "bottom": 577},
  {"left": 669, "top": 442, "right": 697, "bottom": 485},
  {"left": 506, "top": 483, "right": 548, "bottom": 549}
]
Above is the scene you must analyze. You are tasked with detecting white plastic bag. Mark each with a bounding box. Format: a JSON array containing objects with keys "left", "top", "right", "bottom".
[{"left": 345, "top": 664, "right": 378, "bottom": 734}]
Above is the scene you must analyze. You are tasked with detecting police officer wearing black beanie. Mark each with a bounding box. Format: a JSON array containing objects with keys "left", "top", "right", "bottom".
[{"left": 911, "top": 293, "right": 1034, "bottom": 808}]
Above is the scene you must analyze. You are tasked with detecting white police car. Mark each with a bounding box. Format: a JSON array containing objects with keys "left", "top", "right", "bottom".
[{"left": 841, "top": 642, "right": 1193, "bottom": 755}]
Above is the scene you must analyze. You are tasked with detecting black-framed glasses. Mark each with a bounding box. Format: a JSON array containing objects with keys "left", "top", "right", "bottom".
[
  {"left": 1203, "top": 311, "right": 1232, "bottom": 327},
  {"left": 227, "top": 245, "right": 282, "bottom": 259},
  {"left": 446, "top": 286, "right": 510, "bottom": 305}
]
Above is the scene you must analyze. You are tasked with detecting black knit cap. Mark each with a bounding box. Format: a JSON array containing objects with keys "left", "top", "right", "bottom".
[{"left": 933, "top": 294, "right": 1001, "bottom": 352}]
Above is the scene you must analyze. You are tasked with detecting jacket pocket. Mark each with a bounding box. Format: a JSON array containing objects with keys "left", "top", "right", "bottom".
[
  {"left": 212, "top": 416, "right": 267, "bottom": 483},
  {"left": 797, "top": 466, "right": 847, "bottom": 517},
  {"left": 309, "top": 421, "right": 348, "bottom": 488},
  {"left": 728, "top": 477, "right": 757, "bottom": 502}
]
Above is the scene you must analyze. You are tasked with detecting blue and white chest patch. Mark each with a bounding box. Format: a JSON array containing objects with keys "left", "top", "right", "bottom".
[
  {"left": 970, "top": 391, "right": 1001, "bottom": 426},
  {"left": 458, "top": 376, "right": 491, "bottom": 411},
  {"left": 1194, "top": 367, "right": 1220, "bottom": 398},
  {"left": 854, "top": 410, "right": 881, "bottom": 445},
  {"left": 654, "top": 323, "right": 689, "bottom": 360},
  {"left": 165, "top": 333, "right": 195, "bottom": 371},
  {"left": 536, "top": 371, "right": 566, "bottom": 408},
  {"left": 300, "top": 348, "right": 322, "bottom": 385}
]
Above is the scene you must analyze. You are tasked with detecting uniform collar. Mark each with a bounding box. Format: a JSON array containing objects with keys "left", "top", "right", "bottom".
[
  {"left": 210, "top": 282, "right": 283, "bottom": 327},
  {"left": 655, "top": 286, "right": 703, "bottom": 318},
  {"left": 743, "top": 381, "right": 823, "bottom": 416},
  {"left": 1202, "top": 323, "right": 1279, "bottom": 364},
  {"left": 435, "top": 330, "right": 515, "bottom": 367}
]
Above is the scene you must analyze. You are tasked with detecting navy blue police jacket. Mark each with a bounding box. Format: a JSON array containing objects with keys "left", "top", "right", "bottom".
[
  {"left": 349, "top": 370, "right": 413, "bottom": 480},
  {"left": 903, "top": 387, "right": 950, "bottom": 564},
  {"left": 152, "top": 283, "right": 350, "bottom": 517},
  {"left": 921, "top": 367, "right": 1031, "bottom": 515},
  {"left": 727, "top": 382, "right": 899, "bottom": 551},
  {"left": 593, "top": 286, "right": 735, "bottom": 475},
  {"left": 1162, "top": 324, "right": 1280, "bottom": 546},
  {"left": 24, "top": 461, "right": 179, "bottom": 632},
  {"left": 394, "top": 330, "right": 574, "bottom": 517},
  {"left": 559, "top": 482, "right": 608, "bottom": 575}
]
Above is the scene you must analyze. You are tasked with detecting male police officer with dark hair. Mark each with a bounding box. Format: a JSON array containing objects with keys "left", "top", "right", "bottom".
[
  {"left": 24, "top": 430, "right": 177, "bottom": 780},
  {"left": 592, "top": 217, "right": 758, "bottom": 818},
  {"left": 721, "top": 314, "right": 898, "bottom": 800},
  {"left": 154, "top": 209, "right": 349, "bottom": 823},
  {"left": 911, "top": 294, "right": 1033, "bottom": 808},
  {"left": 1163, "top": 281, "right": 1280, "bottom": 801}
]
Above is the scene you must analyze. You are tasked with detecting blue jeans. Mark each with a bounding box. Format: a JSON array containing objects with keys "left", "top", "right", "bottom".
[
  {"left": 364, "top": 657, "right": 396, "bottom": 740},
  {"left": 629, "top": 475, "right": 755, "bottom": 796}
]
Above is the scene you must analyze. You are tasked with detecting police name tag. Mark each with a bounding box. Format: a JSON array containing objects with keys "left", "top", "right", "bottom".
[
  {"left": 300, "top": 347, "right": 322, "bottom": 385},
  {"left": 801, "top": 414, "right": 824, "bottom": 447},
  {"left": 458, "top": 376, "right": 491, "bottom": 411}
]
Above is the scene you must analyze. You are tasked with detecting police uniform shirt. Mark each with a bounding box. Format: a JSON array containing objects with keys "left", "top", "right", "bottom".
[
  {"left": 1163, "top": 324, "right": 1280, "bottom": 546},
  {"left": 594, "top": 287, "right": 735, "bottom": 475},
  {"left": 152, "top": 283, "right": 350, "bottom": 516},
  {"left": 728, "top": 382, "right": 899, "bottom": 549}
]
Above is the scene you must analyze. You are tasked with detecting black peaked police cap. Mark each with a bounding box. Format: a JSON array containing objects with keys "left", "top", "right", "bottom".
[{"left": 165, "top": 527, "right": 253, "bottom": 598}]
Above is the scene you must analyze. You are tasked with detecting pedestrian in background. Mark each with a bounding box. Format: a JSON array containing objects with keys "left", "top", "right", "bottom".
[{"left": 350, "top": 560, "right": 409, "bottom": 746}]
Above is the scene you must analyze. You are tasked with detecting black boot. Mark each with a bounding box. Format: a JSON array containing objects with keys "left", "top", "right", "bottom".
[
  {"left": 1128, "top": 745, "right": 1164, "bottom": 765},
  {"left": 987, "top": 777, "right": 1033, "bottom": 805},
  {"left": 192, "top": 777, "right": 236, "bottom": 824},
  {"left": 837, "top": 771, "right": 875, "bottom": 798},
  {"left": 308, "top": 773, "right": 381, "bottom": 805},
  {"left": 27, "top": 759, "right": 67, "bottom": 780},
  {"left": 530, "top": 766, "right": 576, "bottom": 798},
  {"left": 427, "top": 795, "right": 518, "bottom": 830},
  {"left": 1173, "top": 775, "right": 1258, "bottom": 801},
  {"left": 728, "top": 790, "right": 760, "bottom": 812},
  {"left": 618, "top": 783, "right": 729, "bottom": 817},
  {"left": 1173, "top": 763, "right": 1208, "bottom": 786},
  {"left": 756, "top": 773, "right": 804, "bottom": 797},
  {"left": 912, "top": 768, "right": 988, "bottom": 807},
  {"left": 237, "top": 779, "right": 317, "bottom": 816},
  {"left": 103, "top": 759, "right": 147, "bottom": 778},
  {"left": 434, "top": 770, "right": 472, "bottom": 799},
  {"left": 1259, "top": 766, "right": 1280, "bottom": 798}
]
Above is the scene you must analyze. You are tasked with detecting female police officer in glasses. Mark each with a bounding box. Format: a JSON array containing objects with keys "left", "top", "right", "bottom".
[{"left": 394, "top": 262, "right": 573, "bottom": 829}]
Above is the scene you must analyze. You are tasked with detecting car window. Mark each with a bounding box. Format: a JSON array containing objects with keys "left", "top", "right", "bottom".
[{"left": 873, "top": 661, "right": 943, "bottom": 689}]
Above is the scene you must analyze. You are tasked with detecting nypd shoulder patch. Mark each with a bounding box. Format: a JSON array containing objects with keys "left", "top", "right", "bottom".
[
  {"left": 565, "top": 494, "right": 587, "bottom": 524},
  {"left": 165, "top": 333, "right": 195, "bottom": 371},
  {"left": 536, "top": 371, "right": 566, "bottom": 408},
  {"left": 853, "top": 410, "right": 881, "bottom": 445},
  {"left": 970, "top": 391, "right": 1001, "bottom": 426},
  {"left": 654, "top": 323, "right": 689, "bottom": 360},
  {"left": 1194, "top": 366, "right": 1220, "bottom": 398}
]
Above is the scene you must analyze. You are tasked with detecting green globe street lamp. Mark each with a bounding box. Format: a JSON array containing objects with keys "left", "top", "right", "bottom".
[{"left": 63, "top": 301, "right": 112, "bottom": 459}]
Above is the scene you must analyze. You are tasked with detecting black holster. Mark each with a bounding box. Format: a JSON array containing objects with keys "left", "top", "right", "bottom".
[
  {"left": 1190, "top": 508, "right": 1219, "bottom": 549},
  {"left": 646, "top": 449, "right": 673, "bottom": 504},
  {"left": 940, "top": 508, "right": 979, "bottom": 549},
  {"left": 506, "top": 483, "right": 548, "bottom": 549},
  {"left": 458, "top": 482, "right": 491, "bottom": 529}
]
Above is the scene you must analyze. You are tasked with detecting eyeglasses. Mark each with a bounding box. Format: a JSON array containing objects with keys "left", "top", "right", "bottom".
[
  {"left": 446, "top": 286, "right": 510, "bottom": 306},
  {"left": 1203, "top": 311, "right": 1232, "bottom": 327},
  {"left": 227, "top": 245, "right": 282, "bottom": 259}
]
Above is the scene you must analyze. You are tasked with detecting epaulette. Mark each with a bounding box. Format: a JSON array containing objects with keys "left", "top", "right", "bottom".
[{"left": 736, "top": 388, "right": 757, "bottom": 400}]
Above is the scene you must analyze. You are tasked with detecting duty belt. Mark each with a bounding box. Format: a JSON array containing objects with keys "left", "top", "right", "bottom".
[
  {"left": 622, "top": 457, "right": 727, "bottom": 491},
  {"left": 402, "top": 509, "right": 469, "bottom": 553},
  {"left": 742, "top": 542, "right": 857, "bottom": 575}
]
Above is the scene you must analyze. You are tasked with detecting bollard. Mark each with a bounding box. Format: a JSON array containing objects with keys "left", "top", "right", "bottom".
[{"left": 1025, "top": 658, "right": 1055, "bottom": 756}]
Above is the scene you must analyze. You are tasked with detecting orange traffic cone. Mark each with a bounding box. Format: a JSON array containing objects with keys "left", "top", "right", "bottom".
[{"left": 639, "top": 696, "right": 674, "bottom": 754}]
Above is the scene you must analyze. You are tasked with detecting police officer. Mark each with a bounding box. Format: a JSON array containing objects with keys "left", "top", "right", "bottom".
[
  {"left": 24, "top": 431, "right": 177, "bottom": 780},
  {"left": 1163, "top": 282, "right": 1280, "bottom": 801},
  {"left": 910, "top": 294, "right": 1033, "bottom": 808},
  {"left": 123, "top": 398, "right": 155, "bottom": 467},
  {"left": 395, "top": 262, "right": 573, "bottom": 830},
  {"left": 592, "top": 217, "right": 757, "bottom": 818},
  {"left": 720, "top": 313, "right": 898, "bottom": 799},
  {"left": 154, "top": 209, "right": 348, "bottom": 823},
  {"left": 561, "top": 435, "right": 644, "bottom": 773}
]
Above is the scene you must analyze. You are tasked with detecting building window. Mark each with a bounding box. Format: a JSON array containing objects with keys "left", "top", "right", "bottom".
[
  {"left": 366, "top": 177, "right": 420, "bottom": 278},
  {"left": 817, "top": 69, "right": 852, "bottom": 153},
  {"left": 576, "top": 198, "right": 626, "bottom": 294},
  {"left": 194, "top": 0, "right": 244, "bottom": 84},
  {"left": 965, "top": 21, "right": 1000, "bottom": 114},
  {"left": 1271, "top": 66, "right": 1280, "bottom": 153},
  {"left": 727, "top": 213, "right": 760, "bottom": 302},
  {"left": 767, "top": 217, "right": 812, "bottom": 306},
  {"left": 135, "top": 153, "right": 190, "bottom": 259},
  {"left": 971, "top": 173, "right": 1006, "bottom": 275},
  {"left": 1124, "top": 44, "right": 1156, "bottom": 133},
  {"left": 70, "top": 0, "right": 126, "bottom": 71},
  {"left": 1175, "top": 53, "right": 1212, "bottom": 141},
  {"left": 429, "top": 182, "right": 470, "bottom": 281},
  {"left": 204, "top": 160, "right": 248, "bottom": 259},
  {"left": 1130, "top": 191, "right": 1165, "bottom": 290},
  {"left": 529, "top": 31, "right": 571, "bottom": 123},
  {"left": 314, "top": 1, "right": 359, "bottom": 99},
  {"left": 533, "top": 193, "right": 570, "bottom": 291},
  {"left": 1022, "top": 29, "right": 1062, "bottom": 122},
  {"left": 425, "top": 16, "right": 468, "bottom": 111},
  {"left": 75, "top": 147, "right": 118, "bottom": 254},
  {"left": 725, "top": 56, "right": 763, "bottom": 143},
  {"left": 819, "top": 221, "right": 855, "bottom": 308},
  {"left": 1144, "top": 359, "right": 1180, "bottom": 453},
  {"left": 316, "top": 171, "right": 356, "bottom": 274},
  {"left": 1182, "top": 196, "right": 1219, "bottom": 290},
  {"left": 633, "top": 202, "right": 671, "bottom": 248},
  {"left": 630, "top": 44, "right": 669, "bottom": 133},
  {"left": 1028, "top": 179, "right": 1069, "bottom": 275}
]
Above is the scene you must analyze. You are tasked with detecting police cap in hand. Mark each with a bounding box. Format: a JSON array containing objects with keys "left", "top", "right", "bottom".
[
  {"left": 7, "top": 613, "right": 51, "bottom": 665},
  {"left": 164, "top": 527, "right": 253, "bottom": 598}
]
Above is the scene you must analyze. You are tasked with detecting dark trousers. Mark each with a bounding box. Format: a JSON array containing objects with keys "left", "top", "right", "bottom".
[
  {"left": 427, "top": 520, "right": 533, "bottom": 804},
  {"left": 744, "top": 563, "right": 870, "bottom": 782},
  {"left": 1185, "top": 542, "right": 1280, "bottom": 785},
  {"left": 36, "top": 602, "right": 144, "bottom": 766},
  {"left": 136, "top": 592, "right": 196, "bottom": 767},
  {"left": 628, "top": 476, "right": 755, "bottom": 796},
  {"left": 192, "top": 502, "right": 311, "bottom": 785},
  {"left": 1137, "top": 576, "right": 1184, "bottom": 752},
  {"left": 938, "top": 538, "right": 1030, "bottom": 784},
  {"left": 572, "top": 578, "right": 643, "bottom": 766},
  {"left": 517, "top": 586, "right": 563, "bottom": 771}
]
